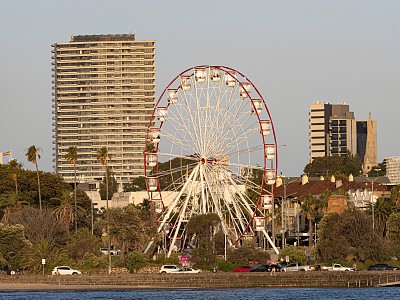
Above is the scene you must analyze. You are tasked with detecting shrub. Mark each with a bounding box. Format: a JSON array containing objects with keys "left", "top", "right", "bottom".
[
  {"left": 81, "top": 253, "right": 107, "bottom": 274},
  {"left": 125, "top": 252, "right": 146, "bottom": 273}
]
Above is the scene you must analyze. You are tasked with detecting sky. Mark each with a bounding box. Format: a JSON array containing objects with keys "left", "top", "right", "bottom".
[{"left": 0, "top": 0, "right": 399, "bottom": 177}]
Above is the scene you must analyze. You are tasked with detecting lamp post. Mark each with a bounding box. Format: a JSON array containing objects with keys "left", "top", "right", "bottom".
[
  {"left": 280, "top": 175, "right": 298, "bottom": 248},
  {"left": 364, "top": 175, "right": 383, "bottom": 230}
]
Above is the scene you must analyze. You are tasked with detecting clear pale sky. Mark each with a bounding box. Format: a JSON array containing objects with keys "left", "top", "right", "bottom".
[{"left": 0, "top": 0, "right": 399, "bottom": 176}]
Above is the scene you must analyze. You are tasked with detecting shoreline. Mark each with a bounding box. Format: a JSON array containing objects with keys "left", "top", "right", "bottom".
[{"left": 1, "top": 271, "right": 399, "bottom": 290}]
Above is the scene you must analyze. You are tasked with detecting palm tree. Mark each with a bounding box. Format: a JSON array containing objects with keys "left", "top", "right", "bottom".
[
  {"left": 7, "top": 160, "right": 22, "bottom": 193},
  {"left": 52, "top": 190, "right": 83, "bottom": 235},
  {"left": 64, "top": 146, "right": 78, "bottom": 233},
  {"left": 0, "top": 191, "right": 29, "bottom": 224},
  {"left": 96, "top": 146, "right": 112, "bottom": 275},
  {"left": 301, "top": 194, "right": 316, "bottom": 247},
  {"left": 370, "top": 197, "right": 394, "bottom": 237},
  {"left": 25, "top": 145, "right": 42, "bottom": 211}
]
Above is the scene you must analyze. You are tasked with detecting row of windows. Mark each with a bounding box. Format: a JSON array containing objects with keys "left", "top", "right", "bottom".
[
  {"left": 56, "top": 42, "right": 154, "bottom": 48},
  {"left": 331, "top": 120, "right": 347, "bottom": 126},
  {"left": 57, "top": 54, "right": 154, "bottom": 60},
  {"left": 331, "top": 127, "right": 347, "bottom": 133},
  {"left": 57, "top": 86, "right": 154, "bottom": 93},
  {"left": 58, "top": 79, "right": 154, "bottom": 85},
  {"left": 56, "top": 73, "right": 155, "bottom": 79},
  {"left": 57, "top": 67, "right": 154, "bottom": 72}
]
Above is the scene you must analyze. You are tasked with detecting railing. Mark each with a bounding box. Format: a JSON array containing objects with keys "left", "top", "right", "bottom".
[{"left": 348, "top": 274, "right": 400, "bottom": 287}]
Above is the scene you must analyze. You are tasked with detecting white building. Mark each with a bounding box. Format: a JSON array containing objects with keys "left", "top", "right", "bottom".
[
  {"left": 386, "top": 156, "right": 400, "bottom": 185},
  {"left": 52, "top": 34, "right": 155, "bottom": 185}
]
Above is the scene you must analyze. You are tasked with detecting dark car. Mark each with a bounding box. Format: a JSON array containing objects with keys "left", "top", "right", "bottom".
[
  {"left": 249, "top": 264, "right": 270, "bottom": 272},
  {"left": 233, "top": 265, "right": 253, "bottom": 272},
  {"left": 250, "top": 264, "right": 282, "bottom": 272},
  {"left": 367, "top": 264, "right": 398, "bottom": 271}
]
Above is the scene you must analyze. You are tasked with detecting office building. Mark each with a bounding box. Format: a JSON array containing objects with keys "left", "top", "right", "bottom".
[
  {"left": 309, "top": 101, "right": 377, "bottom": 173},
  {"left": 52, "top": 34, "right": 155, "bottom": 184},
  {"left": 386, "top": 156, "right": 400, "bottom": 185}
]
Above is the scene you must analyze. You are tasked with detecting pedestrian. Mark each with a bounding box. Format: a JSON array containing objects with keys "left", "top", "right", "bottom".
[{"left": 352, "top": 263, "right": 357, "bottom": 271}]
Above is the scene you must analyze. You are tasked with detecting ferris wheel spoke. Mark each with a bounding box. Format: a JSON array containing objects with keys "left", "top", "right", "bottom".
[
  {"left": 159, "top": 130, "right": 198, "bottom": 156},
  {"left": 217, "top": 115, "right": 257, "bottom": 156},
  {"left": 204, "top": 82, "right": 239, "bottom": 157},
  {"left": 205, "top": 164, "right": 249, "bottom": 240},
  {"left": 147, "top": 66, "right": 278, "bottom": 256},
  {"left": 225, "top": 144, "right": 264, "bottom": 158},
  {"left": 168, "top": 97, "right": 203, "bottom": 153},
  {"left": 167, "top": 165, "right": 200, "bottom": 257}
]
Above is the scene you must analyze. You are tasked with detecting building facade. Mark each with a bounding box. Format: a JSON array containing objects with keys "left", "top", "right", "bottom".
[
  {"left": 385, "top": 156, "right": 400, "bottom": 185},
  {"left": 52, "top": 34, "right": 155, "bottom": 184},
  {"left": 309, "top": 101, "right": 377, "bottom": 173}
]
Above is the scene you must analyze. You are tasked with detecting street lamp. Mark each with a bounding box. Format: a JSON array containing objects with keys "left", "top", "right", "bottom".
[
  {"left": 364, "top": 175, "right": 383, "bottom": 229},
  {"left": 280, "top": 175, "right": 298, "bottom": 248}
]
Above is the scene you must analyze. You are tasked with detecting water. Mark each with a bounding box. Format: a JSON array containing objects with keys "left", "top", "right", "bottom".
[{"left": 1, "top": 288, "right": 400, "bottom": 300}]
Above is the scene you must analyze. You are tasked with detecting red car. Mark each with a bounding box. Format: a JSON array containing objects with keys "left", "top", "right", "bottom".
[{"left": 233, "top": 266, "right": 253, "bottom": 272}]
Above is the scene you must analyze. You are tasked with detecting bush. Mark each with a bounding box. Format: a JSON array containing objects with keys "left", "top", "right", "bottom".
[
  {"left": 278, "top": 246, "right": 308, "bottom": 265},
  {"left": 216, "top": 259, "right": 235, "bottom": 272},
  {"left": 81, "top": 253, "right": 107, "bottom": 274},
  {"left": 125, "top": 252, "right": 146, "bottom": 273}
]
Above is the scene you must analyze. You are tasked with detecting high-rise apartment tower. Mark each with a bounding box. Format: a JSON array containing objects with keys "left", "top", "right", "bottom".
[
  {"left": 52, "top": 34, "right": 155, "bottom": 184},
  {"left": 309, "top": 101, "right": 377, "bottom": 174}
]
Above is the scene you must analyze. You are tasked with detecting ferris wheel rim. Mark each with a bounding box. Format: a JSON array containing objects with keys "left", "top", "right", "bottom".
[{"left": 144, "top": 65, "right": 279, "bottom": 252}]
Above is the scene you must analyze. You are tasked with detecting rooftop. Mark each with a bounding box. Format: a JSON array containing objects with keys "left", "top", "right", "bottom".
[{"left": 71, "top": 34, "right": 136, "bottom": 42}]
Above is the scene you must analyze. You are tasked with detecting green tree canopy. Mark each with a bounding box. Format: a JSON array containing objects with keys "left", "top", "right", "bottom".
[{"left": 303, "top": 153, "right": 362, "bottom": 178}]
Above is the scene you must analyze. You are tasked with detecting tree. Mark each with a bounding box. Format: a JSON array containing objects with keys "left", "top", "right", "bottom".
[
  {"left": 7, "top": 160, "right": 22, "bottom": 193},
  {"left": 25, "top": 145, "right": 42, "bottom": 211},
  {"left": 303, "top": 154, "right": 362, "bottom": 178},
  {"left": 0, "top": 223, "right": 32, "bottom": 271},
  {"left": 0, "top": 191, "right": 29, "bottom": 224},
  {"left": 227, "top": 240, "right": 270, "bottom": 265},
  {"left": 96, "top": 205, "right": 156, "bottom": 262},
  {"left": 52, "top": 190, "right": 84, "bottom": 235},
  {"left": 125, "top": 252, "right": 146, "bottom": 273},
  {"left": 187, "top": 213, "right": 221, "bottom": 250},
  {"left": 64, "top": 146, "right": 78, "bottom": 233},
  {"left": 278, "top": 246, "right": 308, "bottom": 265},
  {"left": 67, "top": 228, "right": 101, "bottom": 261},
  {"left": 124, "top": 176, "right": 147, "bottom": 192},
  {"left": 8, "top": 207, "right": 66, "bottom": 248},
  {"left": 301, "top": 195, "right": 317, "bottom": 247},
  {"left": 368, "top": 161, "right": 386, "bottom": 177},
  {"left": 371, "top": 197, "right": 395, "bottom": 238},
  {"left": 317, "top": 209, "right": 387, "bottom": 262},
  {"left": 99, "top": 170, "right": 118, "bottom": 200},
  {"left": 96, "top": 146, "right": 111, "bottom": 274}
]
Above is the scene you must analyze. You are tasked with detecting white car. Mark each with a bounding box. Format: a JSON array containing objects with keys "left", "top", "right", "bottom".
[
  {"left": 282, "top": 263, "right": 314, "bottom": 272},
  {"left": 176, "top": 267, "right": 202, "bottom": 274},
  {"left": 52, "top": 266, "right": 82, "bottom": 275},
  {"left": 100, "top": 248, "right": 121, "bottom": 255},
  {"left": 159, "top": 265, "right": 180, "bottom": 273}
]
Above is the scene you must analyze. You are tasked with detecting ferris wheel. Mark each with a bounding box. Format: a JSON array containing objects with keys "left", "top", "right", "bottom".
[{"left": 144, "top": 66, "right": 279, "bottom": 257}]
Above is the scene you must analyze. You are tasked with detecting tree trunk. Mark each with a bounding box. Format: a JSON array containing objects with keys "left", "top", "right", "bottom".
[
  {"left": 35, "top": 162, "right": 42, "bottom": 211},
  {"left": 308, "top": 218, "right": 313, "bottom": 247}
]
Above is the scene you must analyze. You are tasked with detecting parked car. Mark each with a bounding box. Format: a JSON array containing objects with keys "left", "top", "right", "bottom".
[
  {"left": 249, "top": 265, "right": 270, "bottom": 272},
  {"left": 159, "top": 265, "right": 181, "bottom": 274},
  {"left": 322, "top": 264, "right": 354, "bottom": 271},
  {"left": 52, "top": 266, "right": 82, "bottom": 275},
  {"left": 233, "top": 265, "right": 254, "bottom": 272},
  {"left": 367, "top": 264, "right": 399, "bottom": 271},
  {"left": 100, "top": 248, "right": 121, "bottom": 256},
  {"left": 176, "top": 267, "right": 202, "bottom": 274},
  {"left": 250, "top": 264, "right": 282, "bottom": 272},
  {"left": 282, "top": 263, "right": 314, "bottom": 272}
]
